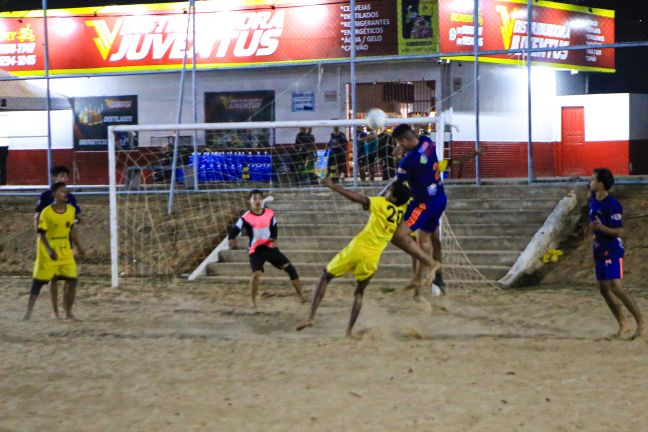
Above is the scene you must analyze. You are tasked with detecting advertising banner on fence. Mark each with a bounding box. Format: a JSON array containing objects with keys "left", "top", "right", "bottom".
[
  {"left": 438, "top": 0, "right": 615, "bottom": 72},
  {"left": 0, "top": 0, "right": 437, "bottom": 76},
  {"left": 397, "top": 0, "right": 440, "bottom": 55},
  {"left": 72, "top": 95, "right": 138, "bottom": 149},
  {"left": 204, "top": 90, "right": 275, "bottom": 148},
  {"left": 0, "top": 0, "right": 615, "bottom": 75}
]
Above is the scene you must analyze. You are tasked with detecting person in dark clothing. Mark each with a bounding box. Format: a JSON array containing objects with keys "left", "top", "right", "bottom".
[
  {"left": 327, "top": 127, "right": 348, "bottom": 182},
  {"left": 378, "top": 130, "right": 397, "bottom": 180},
  {"left": 294, "top": 127, "right": 316, "bottom": 184}
]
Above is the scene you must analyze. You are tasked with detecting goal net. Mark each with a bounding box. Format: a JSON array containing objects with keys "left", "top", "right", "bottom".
[{"left": 107, "top": 118, "right": 496, "bottom": 291}]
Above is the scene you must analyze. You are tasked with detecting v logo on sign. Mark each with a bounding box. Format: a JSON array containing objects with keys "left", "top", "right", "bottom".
[
  {"left": 86, "top": 18, "right": 123, "bottom": 60},
  {"left": 495, "top": 5, "right": 515, "bottom": 50}
]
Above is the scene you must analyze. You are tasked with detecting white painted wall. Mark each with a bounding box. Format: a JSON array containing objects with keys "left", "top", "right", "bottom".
[
  {"left": 41, "top": 66, "right": 350, "bottom": 148},
  {"left": 3, "top": 110, "right": 74, "bottom": 150},
  {"left": 3, "top": 60, "right": 598, "bottom": 150},
  {"left": 449, "top": 63, "right": 558, "bottom": 143},
  {"left": 556, "top": 93, "right": 630, "bottom": 141}
]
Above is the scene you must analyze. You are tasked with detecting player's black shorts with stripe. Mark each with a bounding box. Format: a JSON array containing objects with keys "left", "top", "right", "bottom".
[{"left": 249, "top": 246, "right": 291, "bottom": 273}]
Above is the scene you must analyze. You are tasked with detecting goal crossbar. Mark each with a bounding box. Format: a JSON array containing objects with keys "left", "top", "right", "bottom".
[{"left": 108, "top": 116, "right": 457, "bottom": 134}]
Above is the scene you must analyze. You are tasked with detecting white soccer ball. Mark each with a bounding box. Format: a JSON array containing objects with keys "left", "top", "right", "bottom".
[
  {"left": 365, "top": 108, "right": 387, "bottom": 131},
  {"left": 431, "top": 284, "right": 441, "bottom": 296}
]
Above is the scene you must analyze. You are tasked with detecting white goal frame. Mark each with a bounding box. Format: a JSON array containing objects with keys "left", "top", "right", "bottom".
[{"left": 108, "top": 116, "right": 456, "bottom": 287}]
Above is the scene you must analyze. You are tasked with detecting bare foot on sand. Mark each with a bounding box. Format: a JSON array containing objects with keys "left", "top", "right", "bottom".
[
  {"left": 630, "top": 322, "right": 645, "bottom": 340},
  {"left": 65, "top": 313, "right": 81, "bottom": 322},
  {"left": 296, "top": 320, "right": 313, "bottom": 331},
  {"left": 615, "top": 321, "right": 632, "bottom": 338},
  {"left": 402, "top": 277, "right": 418, "bottom": 291},
  {"left": 299, "top": 295, "right": 308, "bottom": 304},
  {"left": 413, "top": 293, "right": 433, "bottom": 314},
  {"left": 422, "top": 261, "right": 442, "bottom": 287},
  {"left": 346, "top": 330, "right": 361, "bottom": 340}
]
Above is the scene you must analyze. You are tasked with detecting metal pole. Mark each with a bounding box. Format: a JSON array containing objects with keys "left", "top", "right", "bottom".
[
  {"left": 350, "top": 0, "right": 358, "bottom": 187},
  {"left": 42, "top": 0, "right": 53, "bottom": 184},
  {"left": 191, "top": 0, "right": 198, "bottom": 192},
  {"left": 167, "top": 1, "right": 193, "bottom": 214},
  {"left": 527, "top": 0, "right": 534, "bottom": 184},
  {"left": 108, "top": 126, "right": 119, "bottom": 287},
  {"left": 473, "top": 0, "right": 481, "bottom": 185}
]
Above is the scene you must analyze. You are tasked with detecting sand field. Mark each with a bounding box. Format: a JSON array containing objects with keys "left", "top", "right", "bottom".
[{"left": 1, "top": 277, "right": 647, "bottom": 432}]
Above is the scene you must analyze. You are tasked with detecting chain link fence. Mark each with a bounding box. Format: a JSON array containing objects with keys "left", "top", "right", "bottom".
[{"left": 0, "top": 0, "right": 646, "bottom": 187}]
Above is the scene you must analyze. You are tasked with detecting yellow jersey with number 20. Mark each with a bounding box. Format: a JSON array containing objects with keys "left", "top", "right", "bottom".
[
  {"left": 326, "top": 197, "right": 406, "bottom": 281},
  {"left": 347, "top": 196, "right": 406, "bottom": 256}
]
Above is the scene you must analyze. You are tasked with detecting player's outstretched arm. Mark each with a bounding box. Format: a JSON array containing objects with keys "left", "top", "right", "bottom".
[{"left": 321, "top": 177, "right": 370, "bottom": 209}]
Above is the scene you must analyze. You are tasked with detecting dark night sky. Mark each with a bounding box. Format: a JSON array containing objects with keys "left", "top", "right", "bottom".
[{"left": 2, "top": 0, "right": 647, "bottom": 93}]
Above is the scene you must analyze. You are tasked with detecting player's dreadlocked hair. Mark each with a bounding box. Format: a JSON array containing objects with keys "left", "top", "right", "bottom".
[{"left": 390, "top": 182, "right": 412, "bottom": 206}]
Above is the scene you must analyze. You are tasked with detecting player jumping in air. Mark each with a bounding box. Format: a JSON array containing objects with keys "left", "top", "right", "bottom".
[
  {"left": 388, "top": 124, "right": 447, "bottom": 298},
  {"left": 228, "top": 189, "right": 306, "bottom": 308},
  {"left": 24, "top": 182, "right": 85, "bottom": 321},
  {"left": 296, "top": 177, "right": 440, "bottom": 337},
  {"left": 589, "top": 168, "right": 644, "bottom": 339}
]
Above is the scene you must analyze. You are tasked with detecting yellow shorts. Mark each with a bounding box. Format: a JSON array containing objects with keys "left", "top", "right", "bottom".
[
  {"left": 326, "top": 245, "right": 379, "bottom": 282},
  {"left": 33, "top": 258, "right": 78, "bottom": 282}
]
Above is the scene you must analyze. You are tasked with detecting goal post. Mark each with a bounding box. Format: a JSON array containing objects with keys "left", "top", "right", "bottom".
[{"left": 107, "top": 116, "right": 455, "bottom": 288}]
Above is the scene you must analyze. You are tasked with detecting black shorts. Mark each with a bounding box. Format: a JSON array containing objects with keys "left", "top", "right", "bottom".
[{"left": 250, "top": 246, "right": 291, "bottom": 273}]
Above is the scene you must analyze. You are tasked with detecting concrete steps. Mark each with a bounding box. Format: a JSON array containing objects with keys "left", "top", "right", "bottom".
[
  {"left": 271, "top": 184, "right": 573, "bottom": 200},
  {"left": 202, "top": 184, "right": 577, "bottom": 284},
  {"left": 220, "top": 248, "right": 520, "bottom": 267},
  {"left": 202, "top": 275, "right": 495, "bottom": 288},
  {"left": 276, "top": 209, "right": 548, "bottom": 225},
  {"left": 270, "top": 197, "right": 559, "bottom": 212},
  {"left": 277, "top": 223, "right": 540, "bottom": 237},
  {"left": 272, "top": 235, "right": 531, "bottom": 252},
  {"left": 207, "top": 261, "right": 509, "bottom": 281}
]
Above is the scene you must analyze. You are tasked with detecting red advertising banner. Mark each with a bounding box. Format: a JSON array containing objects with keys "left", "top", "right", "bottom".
[
  {"left": 438, "top": 0, "right": 615, "bottom": 72},
  {"left": 0, "top": 0, "right": 614, "bottom": 75},
  {"left": 0, "top": 0, "right": 437, "bottom": 76}
]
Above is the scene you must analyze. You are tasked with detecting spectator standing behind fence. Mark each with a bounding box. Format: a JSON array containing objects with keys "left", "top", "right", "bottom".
[
  {"left": 294, "top": 127, "right": 316, "bottom": 185},
  {"left": 362, "top": 128, "right": 379, "bottom": 181},
  {"left": 378, "top": 129, "right": 397, "bottom": 180},
  {"left": 327, "top": 126, "right": 348, "bottom": 182}
]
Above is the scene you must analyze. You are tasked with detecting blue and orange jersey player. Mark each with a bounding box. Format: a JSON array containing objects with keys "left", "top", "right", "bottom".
[
  {"left": 389, "top": 123, "right": 447, "bottom": 297},
  {"left": 589, "top": 168, "right": 644, "bottom": 339}
]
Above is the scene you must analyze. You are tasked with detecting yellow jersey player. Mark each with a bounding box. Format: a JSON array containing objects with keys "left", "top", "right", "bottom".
[
  {"left": 23, "top": 182, "right": 85, "bottom": 321},
  {"left": 297, "top": 177, "right": 440, "bottom": 337}
]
